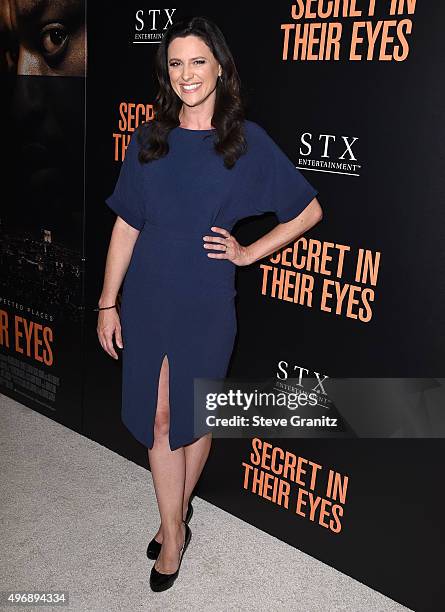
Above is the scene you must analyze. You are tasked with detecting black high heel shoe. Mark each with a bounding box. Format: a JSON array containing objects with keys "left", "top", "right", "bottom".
[
  {"left": 146, "top": 501, "right": 193, "bottom": 560},
  {"left": 149, "top": 521, "right": 192, "bottom": 592}
]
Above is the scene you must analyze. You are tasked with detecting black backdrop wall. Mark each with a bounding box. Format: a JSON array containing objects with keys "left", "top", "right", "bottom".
[{"left": 2, "top": 2, "right": 445, "bottom": 610}]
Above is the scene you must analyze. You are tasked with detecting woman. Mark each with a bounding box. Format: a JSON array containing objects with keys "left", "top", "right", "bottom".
[{"left": 97, "top": 16, "right": 322, "bottom": 592}]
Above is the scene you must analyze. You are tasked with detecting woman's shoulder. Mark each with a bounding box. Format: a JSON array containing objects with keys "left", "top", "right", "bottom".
[
  {"left": 243, "top": 118, "right": 264, "bottom": 136},
  {"left": 131, "top": 121, "right": 155, "bottom": 159},
  {"left": 242, "top": 119, "right": 278, "bottom": 162},
  {"left": 243, "top": 119, "right": 275, "bottom": 147},
  {"left": 134, "top": 120, "right": 152, "bottom": 142}
]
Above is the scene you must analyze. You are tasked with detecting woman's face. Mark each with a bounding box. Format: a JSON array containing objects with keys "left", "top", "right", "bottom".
[{"left": 167, "top": 34, "right": 221, "bottom": 109}]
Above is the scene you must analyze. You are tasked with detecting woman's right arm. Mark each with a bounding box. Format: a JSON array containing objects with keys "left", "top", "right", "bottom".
[{"left": 97, "top": 217, "right": 140, "bottom": 360}]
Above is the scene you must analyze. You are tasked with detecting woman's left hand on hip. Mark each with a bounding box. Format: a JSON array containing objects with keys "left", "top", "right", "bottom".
[{"left": 203, "top": 226, "right": 252, "bottom": 266}]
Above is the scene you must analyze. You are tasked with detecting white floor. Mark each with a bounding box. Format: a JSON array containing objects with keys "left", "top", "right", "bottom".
[{"left": 0, "top": 393, "right": 411, "bottom": 612}]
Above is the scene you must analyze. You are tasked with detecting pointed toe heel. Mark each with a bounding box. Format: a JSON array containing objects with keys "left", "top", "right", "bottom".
[{"left": 149, "top": 522, "right": 192, "bottom": 592}]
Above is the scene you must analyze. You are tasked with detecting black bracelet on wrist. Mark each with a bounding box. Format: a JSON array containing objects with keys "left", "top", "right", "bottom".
[{"left": 93, "top": 304, "right": 117, "bottom": 311}]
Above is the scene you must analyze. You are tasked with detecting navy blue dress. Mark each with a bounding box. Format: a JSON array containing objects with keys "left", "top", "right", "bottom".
[{"left": 105, "top": 119, "right": 318, "bottom": 450}]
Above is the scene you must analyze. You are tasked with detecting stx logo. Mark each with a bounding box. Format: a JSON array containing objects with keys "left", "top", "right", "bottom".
[
  {"left": 297, "top": 133, "right": 361, "bottom": 176},
  {"left": 277, "top": 361, "right": 329, "bottom": 394},
  {"left": 134, "top": 9, "right": 177, "bottom": 42},
  {"left": 275, "top": 361, "right": 333, "bottom": 410}
]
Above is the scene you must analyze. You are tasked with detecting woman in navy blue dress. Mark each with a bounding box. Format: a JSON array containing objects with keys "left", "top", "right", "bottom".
[{"left": 97, "top": 16, "right": 322, "bottom": 591}]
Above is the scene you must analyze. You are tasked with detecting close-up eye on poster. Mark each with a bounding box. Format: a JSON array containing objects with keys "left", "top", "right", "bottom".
[{"left": 1, "top": 2, "right": 443, "bottom": 611}]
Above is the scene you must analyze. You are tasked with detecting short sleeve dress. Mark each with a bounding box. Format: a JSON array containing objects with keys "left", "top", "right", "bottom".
[{"left": 105, "top": 119, "right": 319, "bottom": 450}]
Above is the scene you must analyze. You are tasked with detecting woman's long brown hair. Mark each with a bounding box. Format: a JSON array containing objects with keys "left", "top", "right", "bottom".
[{"left": 136, "top": 15, "right": 248, "bottom": 170}]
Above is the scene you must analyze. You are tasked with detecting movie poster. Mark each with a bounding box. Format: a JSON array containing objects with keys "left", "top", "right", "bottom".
[{"left": 0, "top": 0, "right": 86, "bottom": 431}]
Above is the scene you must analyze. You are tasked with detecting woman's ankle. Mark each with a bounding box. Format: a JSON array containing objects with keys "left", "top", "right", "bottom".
[{"left": 162, "top": 517, "right": 183, "bottom": 535}]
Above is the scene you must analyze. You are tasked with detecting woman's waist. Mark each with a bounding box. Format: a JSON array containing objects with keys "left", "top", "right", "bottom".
[
  {"left": 138, "top": 222, "right": 234, "bottom": 267},
  {"left": 140, "top": 220, "right": 223, "bottom": 243},
  {"left": 129, "top": 224, "right": 236, "bottom": 295}
]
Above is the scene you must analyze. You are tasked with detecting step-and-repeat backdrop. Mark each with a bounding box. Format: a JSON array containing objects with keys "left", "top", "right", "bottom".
[{"left": 1, "top": 2, "right": 444, "bottom": 610}]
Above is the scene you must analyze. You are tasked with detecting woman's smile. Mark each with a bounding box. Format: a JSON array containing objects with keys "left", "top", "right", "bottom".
[{"left": 180, "top": 82, "right": 203, "bottom": 93}]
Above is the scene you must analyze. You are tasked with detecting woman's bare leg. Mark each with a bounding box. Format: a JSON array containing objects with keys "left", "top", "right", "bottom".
[
  {"left": 148, "top": 355, "right": 185, "bottom": 572},
  {"left": 182, "top": 433, "right": 212, "bottom": 515},
  {"left": 148, "top": 358, "right": 213, "bottom": 551}
]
